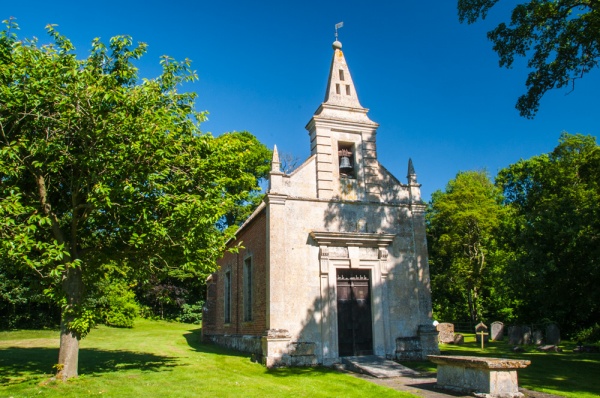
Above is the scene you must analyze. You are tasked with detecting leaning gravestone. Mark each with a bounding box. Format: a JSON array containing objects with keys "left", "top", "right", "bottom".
[
  {"left": 453, "top": 334, "right": 464, "bottom": 345},
  {"left": 475, "top": 322, "right": 489, "bottom": 343},
  {"left": 522, "top": 326, "right": 532, "bottom": 345},
  {"left": 508, "top": 325, "right": 532, "bottom": 345},
  {"left": 546, "top": 323, "right": 561, "bottom": 345},
  {"left": 437, "top": 322, "right": 455, "bottom": 344},
  {"left": 533, "top": 329, "right": 544, "bottom": 345},
  {"left": 490, "top": 321, "right": 504, "bottom": 341},
  {"left": 508, "top": 326, "right": 522, "bottom": 345}
]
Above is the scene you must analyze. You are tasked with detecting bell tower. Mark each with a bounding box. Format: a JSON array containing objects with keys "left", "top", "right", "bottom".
[{"left": 305, "top": 39, "right": 380, "bottom": 201}]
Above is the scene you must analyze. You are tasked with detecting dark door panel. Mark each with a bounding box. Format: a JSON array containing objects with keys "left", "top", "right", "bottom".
[{"left": 337, "top": 269, "right": 373, "bottom": 356}]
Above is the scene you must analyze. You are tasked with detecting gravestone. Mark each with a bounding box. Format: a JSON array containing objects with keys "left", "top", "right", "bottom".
[
  {"left": 521, "top": 326, "right": 533, "bottom": 345},
  {"left": 490, "top": 321, "right": 504, "bottom": 341},
  {"left": 508, "top": 325, "right": 532, "bottom": 345},
  {"left": 546, "top": 323, "right": 560, "bottom": 345},
  {"left": 437, "top": 322, "right": 455, "bottom": 344},
  {"left": 454, "top": 334, "right": 464, "bottom": 345},
  {"left": 522, "top": 326, "right": 532, "bottom": 345},
  {"left": 475, "top": 322, "right": 489, "bottom": 343},
  {"left": 533, "top": 329, "right": 544, "bottom": 345},
  {"left": 508, "top": 326, "right": 521, "bottom": 345}
]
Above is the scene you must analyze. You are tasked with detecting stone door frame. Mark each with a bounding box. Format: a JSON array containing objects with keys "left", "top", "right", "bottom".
[{"left": 310, "top": 231, "right": 395, "bottom": 365}]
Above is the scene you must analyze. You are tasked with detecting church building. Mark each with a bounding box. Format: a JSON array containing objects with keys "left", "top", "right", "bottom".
[{"left": 201, "top": 38, "right": 439, "bottom": 366}]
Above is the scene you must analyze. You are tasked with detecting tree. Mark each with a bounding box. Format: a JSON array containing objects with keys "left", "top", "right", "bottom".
[
  {"left": 458, "top": 0, "right": 600, "bottom": 118},
  {"left": 0, "top": 20, "right": 270, "bottom": 379},
  {"left": 427, "top": 170, "right": 513, "bottom": 323},
  {"left": 497, "top": 133, "right": 600, "bottom": 334}
]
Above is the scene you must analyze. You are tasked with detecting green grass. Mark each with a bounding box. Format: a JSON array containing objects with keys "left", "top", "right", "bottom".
[
  {"left": 401, "top": 334, "right": 600, "bottom": 398},
  {"left": 0, "top": 319, "right": 414, "bottom": 398}
]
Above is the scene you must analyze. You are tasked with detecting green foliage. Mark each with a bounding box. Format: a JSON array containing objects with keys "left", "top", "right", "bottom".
[
  {"left": 497, "top": 133, "right": 600, "bottom": 334},
  {"left": 0, "top": 19, "right": 271, "bottom": 376},
  {"left": 178, "top": 300, "right": 204, "bottom": 324},
  {"left": 427, "top": 170, "right": 515, "bottom": 323},
  {"left": 92, "top": 280, "right": 139, "bottom": 328},
  {"left": 458, "top": 0, "right": 600, "bottom": 118},
  {"left": 573, "top": 324, "right": 600, "bottom": 344},
  {"left": 0, "top": 260, "right": 60, "bottom": 329}
]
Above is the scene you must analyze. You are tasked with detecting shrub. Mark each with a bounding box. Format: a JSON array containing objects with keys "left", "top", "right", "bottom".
[
  {"left": 179, "top": 301, "right": 204, "bottom": 324},
  {"left": 573, "top": 324, "right": 600, "bottom": 344},
  {"left": 95, "top": 280, "right": 140, "bottom": 328}
]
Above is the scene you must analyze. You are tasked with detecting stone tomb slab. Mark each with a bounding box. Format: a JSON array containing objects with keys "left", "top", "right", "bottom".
[{"left": 428, "top": 355, "right": 530, "bottom": 398}]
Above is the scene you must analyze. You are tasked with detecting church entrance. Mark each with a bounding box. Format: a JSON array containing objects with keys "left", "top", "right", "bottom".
[{"left": 336, "top": 269, "right": 373, "bottom": 356}]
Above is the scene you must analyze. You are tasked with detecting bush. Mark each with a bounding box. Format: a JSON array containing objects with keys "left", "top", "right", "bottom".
[
  {"left": 0, "top": 264, "right": 60, "bottom": 329},
  {"left": 573, "top": 324, "right": 600, "bottom": 344},
  {"left": 179, "top": 301, "right": 204, "bottom": 324},
  {"left": 95, "top": 280, "right": 140, "bottom": 328}
]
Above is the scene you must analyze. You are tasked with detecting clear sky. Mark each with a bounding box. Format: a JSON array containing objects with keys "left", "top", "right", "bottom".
[{"left": 5, "top": 1, "right": 599, "bottom": 201}]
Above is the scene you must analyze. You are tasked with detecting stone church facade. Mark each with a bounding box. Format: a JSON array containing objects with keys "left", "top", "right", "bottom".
[{"left": 202, "top": 39, "right": 439, "bottom": 366}]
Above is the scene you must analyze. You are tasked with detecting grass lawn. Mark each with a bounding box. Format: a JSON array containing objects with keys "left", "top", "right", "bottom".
[
  {"left": 402, "top": 334, "right": 600, "bottom": 398},
  {"left": 0, "top": 319, "right": 414, "bottom": 398}
]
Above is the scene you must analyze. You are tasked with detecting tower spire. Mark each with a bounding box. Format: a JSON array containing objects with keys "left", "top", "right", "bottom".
[
  {"left": 407, "top": 158, "right": 418, "bottom": 184},
  {"left": 271, "top": 145, "right": 281, "bottom": 173},
  {"left": 323, "top": 26, "right": 363, "bottom": 109}
]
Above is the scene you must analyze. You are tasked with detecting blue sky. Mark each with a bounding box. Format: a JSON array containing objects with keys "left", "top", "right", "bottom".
[{"left": 5, "top": 1, "right": 599, "bottom": 201}]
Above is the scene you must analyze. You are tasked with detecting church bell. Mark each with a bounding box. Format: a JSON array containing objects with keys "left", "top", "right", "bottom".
[{"left": 339, "top": 155, "right": 352, "bottom": 170}]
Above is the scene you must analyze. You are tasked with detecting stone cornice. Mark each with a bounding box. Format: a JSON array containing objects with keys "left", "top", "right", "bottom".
[
  {"left": 310, "top": 231, "right": 395, "bottom": 247},
  {"left": 305, "top": 109, "right": 379, "bottom": 131},
  {"left": 265, "top": 193, "right": 287, "bottom": 206}
]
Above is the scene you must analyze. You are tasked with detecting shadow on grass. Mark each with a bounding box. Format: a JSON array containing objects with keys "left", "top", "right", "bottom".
[
  {"left": 182, "top": 328, "right": 342, "bottom": 378},
  {"left": 0, "top": 347, "right": 177, "bottom": 386},
  {"left": 182, "top": 328, "right": 249, "bottom": 359},
  {"left": 265, "top": 366, "right": 339, "bottom": 377}
]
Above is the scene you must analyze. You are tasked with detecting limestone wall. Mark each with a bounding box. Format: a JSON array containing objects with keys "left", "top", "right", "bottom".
[{"left": 264, "top": 191, "right": 435, "bottom": 364}]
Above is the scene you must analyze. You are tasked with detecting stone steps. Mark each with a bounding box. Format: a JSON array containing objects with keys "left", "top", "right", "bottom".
[{"left": 341, "top": 355, "right": 421, "bottom": 378}]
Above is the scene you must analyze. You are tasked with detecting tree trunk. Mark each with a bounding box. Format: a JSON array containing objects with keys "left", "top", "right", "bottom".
[
  {"left": 56, "top": 266, "right": 84, "bottom": 380},
  {"left": 467, "top": 289, "right": 476, "bottom": 323},
  {"left": 57, "top": 319, "right": 80, "bottom": 380}
]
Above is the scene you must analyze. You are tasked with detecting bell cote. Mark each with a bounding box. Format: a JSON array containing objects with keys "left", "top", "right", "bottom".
[{"left": 305, "top": 40, "right": 380, "bottom": 200}]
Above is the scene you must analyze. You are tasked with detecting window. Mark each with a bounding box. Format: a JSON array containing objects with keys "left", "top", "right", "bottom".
[
  {"left": 336, "top": 84, "right": 341, "bottom": 94},
  {"left": 345, "top": 85, "right": 351, "bottom": 95},
  {"left": 339, "top": 69, "right": 345, "bottom": 81},
  {"left": 243, "top": 257, "right": 252, "bottom": 321},
  {"left": 224, "top": 271, "right": 231, "bottom": 323}
]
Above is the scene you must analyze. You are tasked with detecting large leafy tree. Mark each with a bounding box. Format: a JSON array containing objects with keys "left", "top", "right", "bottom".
[
  {"left": 0, "top": 20, "right": 270, "bottom": 379},
  {"left": 427, "top": 171, "right": 514, "bottom": 323},
  {"left": 458, "top": 0, "right": 600, "bottom": 118},
  {"left": 497, "top": 133, "right": 600, "bottom": 334}
]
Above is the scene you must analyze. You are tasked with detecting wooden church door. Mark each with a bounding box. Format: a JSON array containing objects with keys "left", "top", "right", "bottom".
[{"left": 336, "top": 269, "right": 373, "bottom": 356}]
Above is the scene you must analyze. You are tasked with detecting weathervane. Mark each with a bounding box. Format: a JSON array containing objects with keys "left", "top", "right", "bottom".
[{"left": 335, "top": 21, "right": 344, "bottom": 40}]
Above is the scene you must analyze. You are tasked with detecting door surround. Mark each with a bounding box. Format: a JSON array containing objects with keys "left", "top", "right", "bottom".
[{"left": 310, "top": 231, "right": 395, "bottom": 364}]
